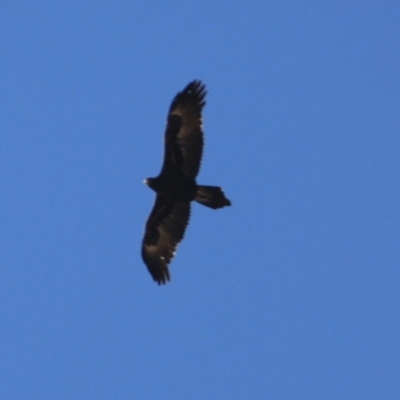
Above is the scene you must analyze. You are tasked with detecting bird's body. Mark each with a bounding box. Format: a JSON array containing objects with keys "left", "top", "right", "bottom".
[
  {"left": 142, "top": 81, "right": 231, "bottom": 284},
  {"left": 145, "top": 172, "right": 197, "bottom": 201}
]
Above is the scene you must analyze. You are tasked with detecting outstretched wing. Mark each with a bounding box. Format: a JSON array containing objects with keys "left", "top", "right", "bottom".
[
  {"left": 142, "top": 196, "right": 191, "bottom": 284},
  {"left": 161, "top": 80, "right": 206, "bottom": 179}
]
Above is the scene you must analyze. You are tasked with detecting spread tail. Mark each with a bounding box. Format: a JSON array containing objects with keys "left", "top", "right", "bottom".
[{"left": 195, "top": 185, "right": 231, "bottom": 209}]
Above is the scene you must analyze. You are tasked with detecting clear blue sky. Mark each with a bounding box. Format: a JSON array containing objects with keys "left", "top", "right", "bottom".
[{"left": 1, "top": 2, "right": 399, "bottom": 399}]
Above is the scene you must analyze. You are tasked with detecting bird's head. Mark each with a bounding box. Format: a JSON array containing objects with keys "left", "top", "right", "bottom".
[{"left": 144, "top": 177, "right": 156, "bottom": 190}]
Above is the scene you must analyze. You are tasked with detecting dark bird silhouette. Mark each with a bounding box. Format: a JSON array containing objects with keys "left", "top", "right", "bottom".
[{"left": 142, "top": 80, "right": 231, "bottom": 284}]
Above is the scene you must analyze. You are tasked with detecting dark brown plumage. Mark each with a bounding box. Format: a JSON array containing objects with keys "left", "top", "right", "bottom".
[{"left": 142, "top": 81, "right": 231, "bottom": 284}]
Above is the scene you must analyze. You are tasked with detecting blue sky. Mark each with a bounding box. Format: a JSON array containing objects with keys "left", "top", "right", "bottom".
[{"left": 1, "top": 1, "right": 399, "bottom": 399}]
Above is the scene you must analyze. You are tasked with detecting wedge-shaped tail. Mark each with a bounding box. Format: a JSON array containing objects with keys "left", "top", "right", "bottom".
[{"left": 195, "top": 185, "right": 231, "bottom": 209}]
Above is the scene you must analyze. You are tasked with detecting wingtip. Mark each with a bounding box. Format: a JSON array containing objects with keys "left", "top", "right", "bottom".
[
  {"left": 184, "top": 80, "right": 207, "bottom": 98},
  {"left": 142, "top": 245, "right": 171, "bottom": 285},
  {"left": 169, "top": 80, "right": 207, "bottom": 114},
  {"left": 148, "top": 262, "right": 171, "bottom": 285},
  {"left": 154, "top": 269, "right": 171, "bottom": 285}
]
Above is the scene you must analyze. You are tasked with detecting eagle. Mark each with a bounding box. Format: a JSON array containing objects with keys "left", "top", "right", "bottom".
[{"left": 142, "top": 80, "right": 231, "bottom": 284}]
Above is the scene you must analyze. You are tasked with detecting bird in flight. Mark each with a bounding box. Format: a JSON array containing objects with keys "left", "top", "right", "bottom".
[{"left": 142, "top": 80, "right": 231, "bottom": 284}]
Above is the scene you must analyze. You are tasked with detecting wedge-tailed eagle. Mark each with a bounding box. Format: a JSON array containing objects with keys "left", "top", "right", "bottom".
[{"left": 142, "top": 80, "right": 231, "bottom": 284}]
